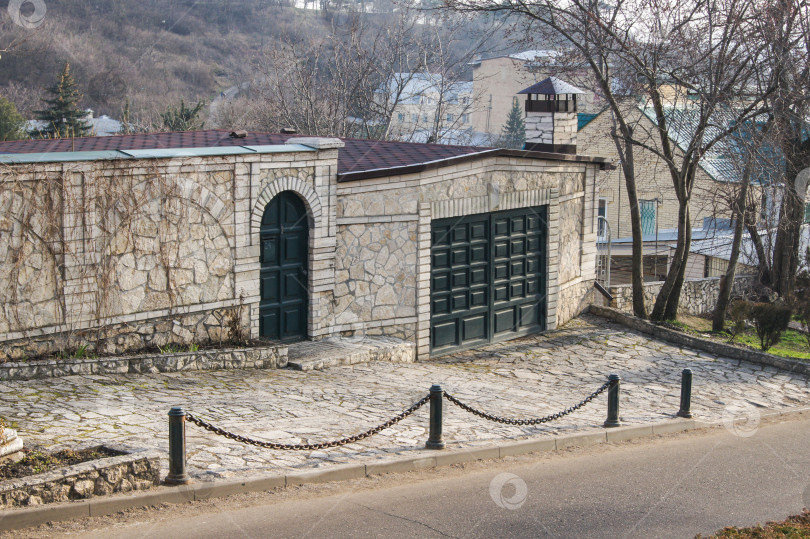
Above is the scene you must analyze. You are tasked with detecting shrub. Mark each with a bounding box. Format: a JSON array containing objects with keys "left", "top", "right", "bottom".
[
  {"left": 749, "top": 302, "right": 792, "bottom": 351},
  {"left": 727, "top": 301, "right": 751, "bottom": 343},
  {"left": 793, "top": 251, "right": 810, "bottom": 348}
]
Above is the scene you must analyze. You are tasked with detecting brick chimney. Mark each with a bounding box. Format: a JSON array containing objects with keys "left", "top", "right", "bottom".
[{"left": 519, "top": 77, "right": 583, "bottom": 154}]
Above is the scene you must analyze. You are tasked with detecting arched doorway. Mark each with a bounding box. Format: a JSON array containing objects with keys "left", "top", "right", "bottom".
[{"left": 259, "top": 191, "right": 309, "bottom": 342}]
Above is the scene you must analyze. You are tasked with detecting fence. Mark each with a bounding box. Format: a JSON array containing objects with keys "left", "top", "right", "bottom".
[{"left": 165, "top": 370, "right": 695, "bottom": 485}]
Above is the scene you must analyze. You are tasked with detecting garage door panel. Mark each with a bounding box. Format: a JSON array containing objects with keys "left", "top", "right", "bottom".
[
  {"left": 463, "top": 315, "right": 487, "bottom": 341},
  {"left": 432, "top": 295, "right": 450, "bottom": 315},
  {"left": 430, "top": 206, "right": 547, "bottom": 355},
  {"left": 433, "top": 249, "right": 450, "bottom": 268},
  {"left": 432, "top": 320, "right": 458, "bottom": 348},
  {"left": 519, "top": 303, "right": 539, "bottom": 328},
  {"left": 494, "top": 307, "right": 515, "bottom": 334}
]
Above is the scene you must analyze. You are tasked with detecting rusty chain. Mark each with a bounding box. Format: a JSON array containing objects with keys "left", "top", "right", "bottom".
[
  {"left": 443, "top": 380, "right": 612, "bottom": 426},
  {"left": 184, "top": 394, "right": 430, "bottom": 451}
]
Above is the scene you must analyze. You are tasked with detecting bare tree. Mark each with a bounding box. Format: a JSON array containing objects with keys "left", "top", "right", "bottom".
[
  {"left": 444, "top": 0, "right": 773, "bottom": 321},
  {"left": 242, "top": 7, "right": 491, "bottom": 142}
]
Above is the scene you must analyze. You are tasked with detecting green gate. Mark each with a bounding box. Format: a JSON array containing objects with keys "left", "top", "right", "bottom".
[
  {"left": 430, "top": 206, "right": 547, "bottom": 355},
  {"left": 259, "top": 191, "right": 309, "bottom": 342}
]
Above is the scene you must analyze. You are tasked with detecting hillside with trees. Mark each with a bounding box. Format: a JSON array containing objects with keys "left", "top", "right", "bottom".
[{"left": 0, "top": 0, "right": 508, "bottom": 134}]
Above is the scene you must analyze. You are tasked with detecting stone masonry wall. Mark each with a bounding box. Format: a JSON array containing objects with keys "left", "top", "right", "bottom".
[
  {"left": 336, "top": 155, "right": 601, "bottom": 358},
  {"left": 608, "top": 274, "right": 759, "bottom": 316},
  {"left": 0, "top": 448, "right": 160, "bottom": 508},
  {"left": 0, "top": 142, "right": 339, "bottom": 358}
]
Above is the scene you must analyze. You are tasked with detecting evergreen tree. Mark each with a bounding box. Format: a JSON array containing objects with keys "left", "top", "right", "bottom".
[
  {"left": 500, "top": 98, "right": 526, "bottom": 149},
  {"left": 0, "top": 96, "right": 26, "bottom": 141},
  {"left": 156, "top": 99, "right": 206, "bottom": 132},
  {"left": 32, "top": 63, "right": 92, "bottom": 139}
]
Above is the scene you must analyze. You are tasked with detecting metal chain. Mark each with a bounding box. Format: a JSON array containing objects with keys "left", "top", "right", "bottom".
[
  {"left": 184, "top": 394, "right": 430, "bottom": 451},
  {"left": 443, "top": 380, "right": 612, "bottom": 426}
]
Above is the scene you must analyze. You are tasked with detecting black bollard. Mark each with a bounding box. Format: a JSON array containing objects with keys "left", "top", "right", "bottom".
[
  {"left": 426, "top": 384, "right": 445, "bottom": 449},
  {"left": 603, "top": 374, "right": 622, "bottom": 428},
  {"left": 166, "top": 406, "right": 191, "bottom": 485},
  {"left": 677, "top": 368, "right": 693, "bottom": 418}
]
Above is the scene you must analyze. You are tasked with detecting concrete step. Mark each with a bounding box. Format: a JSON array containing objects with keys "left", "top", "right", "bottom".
[{"left": 286, "top": 336, "right": 415, "bottom": 371}]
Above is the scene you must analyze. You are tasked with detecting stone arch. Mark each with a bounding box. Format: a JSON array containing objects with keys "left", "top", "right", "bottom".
[
  {"left": 100, "top": 178, "right": 234, "bottom": 253},
  {"left": 251, "top": 177, "right": 322, "bottom": 236},
  {"left": 98, "top": 194, "right": 234, "bottom": 317}
]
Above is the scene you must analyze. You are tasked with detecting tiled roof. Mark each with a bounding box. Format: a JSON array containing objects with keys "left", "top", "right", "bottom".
[{"left": 0, "top": 130, "right": 489, "bottom": 176}]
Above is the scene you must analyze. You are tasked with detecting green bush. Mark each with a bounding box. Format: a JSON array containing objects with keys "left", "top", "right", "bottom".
[
  {"left": 728, "top": 301, "right": 751, "bottom": 343},
  {"left": 749, "top": 302, "right": 792, "bottom": 351}
]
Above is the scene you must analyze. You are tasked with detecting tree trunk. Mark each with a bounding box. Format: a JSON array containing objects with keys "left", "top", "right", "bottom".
[
  {"left": 651, "top": 201, "right": 691, "bottom": 321},
  {"left": 611, "top": 122, "right": 646, "bottom": 318},
  {"left": 713, "top": 167, "right": 752, "bottom": 331}
]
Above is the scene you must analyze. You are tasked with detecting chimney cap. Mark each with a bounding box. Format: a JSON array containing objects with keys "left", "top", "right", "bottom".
[
  {"left": 280, "top": 127, "right": 298, "bottom": 134},
  {"left": 229, "top": 130, "right": 248, "bottom": 138},
  {"left": 518, "top": 77, "right": 585, "bottom": 95}
]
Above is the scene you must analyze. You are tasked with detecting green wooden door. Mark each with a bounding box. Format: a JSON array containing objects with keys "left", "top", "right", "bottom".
[
  {"left": 430, "top": 206, "right": 547, "bottom": 355},
  {"left": 260, "top": 192, "right": 309, "bottom": 342}
]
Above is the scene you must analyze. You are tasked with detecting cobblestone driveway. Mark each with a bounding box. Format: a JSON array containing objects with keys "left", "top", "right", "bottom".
[{"left": 1, "top": 315, "right": 808, "bottom": 479}]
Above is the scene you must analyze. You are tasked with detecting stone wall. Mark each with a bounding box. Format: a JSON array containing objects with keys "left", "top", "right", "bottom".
[
  {"left": 336, "top": 154, "right": 601, "bottom": 358},
  {"left": 608, "top": 275, "right": 759, "bottom": 316},
  {"left": 0, "top": 447, "right": 160, "bottom": 508},
  {"left": 0, "top": 141, "right": 340, "bottom": 358},
  {"left": 0, "top": 343, "right": 286, "bottom": 382}
]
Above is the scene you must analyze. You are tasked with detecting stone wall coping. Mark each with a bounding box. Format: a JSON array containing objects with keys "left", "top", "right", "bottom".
[
  {"left": 589, "top": 305, "right": 810, "bottom": 376},
  {"left": 0, "top": 344, "right": 288, "bottom": 382}
]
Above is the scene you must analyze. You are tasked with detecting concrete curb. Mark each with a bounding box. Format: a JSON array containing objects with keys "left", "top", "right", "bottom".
[{"left": 0, "top": 416, "right": 714, "bottom": 532}]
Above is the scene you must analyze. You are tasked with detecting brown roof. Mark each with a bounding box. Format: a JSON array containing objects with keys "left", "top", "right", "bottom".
[
  {"left": 0, "top": 129, "right": 610, "bottom": 180},
  {"left": 0, "top": 129, "right": 488, "bottom": 176}
]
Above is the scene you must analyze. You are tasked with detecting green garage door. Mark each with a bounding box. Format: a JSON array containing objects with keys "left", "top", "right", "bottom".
[{"left": 430, "top": 206, "right": 547, "bottom": 355}]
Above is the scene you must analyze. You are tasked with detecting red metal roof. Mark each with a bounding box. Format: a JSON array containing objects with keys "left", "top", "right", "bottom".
[{"left": 0, "top": 129, "right": 489, "bottom": 176}]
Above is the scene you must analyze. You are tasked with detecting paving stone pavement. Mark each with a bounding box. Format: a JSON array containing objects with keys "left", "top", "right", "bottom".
[{"left": 1, "top": 314, "right": 808, "bottom": 481}]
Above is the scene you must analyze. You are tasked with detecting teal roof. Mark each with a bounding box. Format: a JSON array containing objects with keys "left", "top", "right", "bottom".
[
  {"left": 577, "top": 113, "right": 599, "bottom": 130},
  {"left": 0, "top": 144, "right": 317, "bottom": 165}
]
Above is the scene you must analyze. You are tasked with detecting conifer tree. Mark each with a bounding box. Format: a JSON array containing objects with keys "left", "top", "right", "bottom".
[
  {"left": 499, "top": 98, "right": 526, "bottom": 149},
  {"left": 0, "top": 96, "right": 26, "bottom": 141},
  {"left": 156, "top": 99, "right": 206, "bottom": 132},
  {"left": 32, "top": 63, "right": 92, "bottom": 139}
]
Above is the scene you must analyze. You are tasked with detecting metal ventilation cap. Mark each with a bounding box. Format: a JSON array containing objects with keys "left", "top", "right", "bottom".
[{"left": 518, "top": 77, "right": 585, "bottom": 95}]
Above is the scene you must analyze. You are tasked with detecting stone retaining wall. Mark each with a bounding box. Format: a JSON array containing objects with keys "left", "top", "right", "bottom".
[
  {"left": 0, "top": 344, "right": 287, "bottom": 382},
  {"left": 608, "top": 275, "right": 758, "bottom": 316},
  {"left": 0, "top": 446, "right": 160, "bottom": 508},
  {"left": 590, "top": 305, "right": 810, "bottom": 376}
]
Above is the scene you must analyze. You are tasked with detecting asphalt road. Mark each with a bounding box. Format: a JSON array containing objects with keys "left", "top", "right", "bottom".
[{"left": 31, "top": 417, "right": 810, "bottom": 538}]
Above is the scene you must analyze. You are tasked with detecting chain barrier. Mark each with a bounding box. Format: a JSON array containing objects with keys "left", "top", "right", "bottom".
[
  {"left": 184, "top": 394, "right": 430, "bottom": 451},
  {"left": 443, "top": 380, "right": 611, "bottom": 426}
]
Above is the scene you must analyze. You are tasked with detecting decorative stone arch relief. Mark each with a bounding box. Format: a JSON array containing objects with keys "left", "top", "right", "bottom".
[
  {"left": 251, "top": 177, "right": 323, "bottom": 235},
  {"left": 101, "top": 178, "right": 233, "bottom": 251},
  {"left": 99, "top": 194, "right": 234, "bottom": 318}
]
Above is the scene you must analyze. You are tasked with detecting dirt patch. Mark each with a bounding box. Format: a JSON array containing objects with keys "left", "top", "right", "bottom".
[
  {"left": 0, "top": 446, "right": 122, "bottom": 480},
  {"left": 701, "top": 510, "right": 810, "bottom": 538}
]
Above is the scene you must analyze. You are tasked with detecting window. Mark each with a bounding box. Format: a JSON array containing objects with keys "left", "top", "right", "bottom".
[
  {"left": 397, "top": 113, "right": 405, "bottom": 122},
  {"left": 462, "top": 97, "right": 469, "bottom": 105},
  {"left": 422, "top": 114, "right": 428, "bottom": 123},
  {"left": 597, "top": 198, "right": 608, "bottom": 237},
  {"left": 639, "top": 200, "right": 657, "bottom": 236},
  {"left": 461, "top": 113, "right": 469, "bottom": 124},
  {"left": 411, "top": 114, "right": 418, "bottom": 123},
  {"left": 446, "top": 113, "right": 454, "bottom": 123}
]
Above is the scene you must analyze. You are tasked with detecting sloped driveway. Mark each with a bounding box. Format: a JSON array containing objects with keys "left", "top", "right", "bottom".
[{"left": 1, "top": 315, "right": 807, "bottom": 479}]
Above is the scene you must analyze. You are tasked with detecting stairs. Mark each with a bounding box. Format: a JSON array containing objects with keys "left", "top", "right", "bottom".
[{"left": 286, "top": 336, "right": 415, "bottom": 372}]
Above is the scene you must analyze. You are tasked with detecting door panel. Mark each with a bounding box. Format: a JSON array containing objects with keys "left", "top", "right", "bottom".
[
  {"left": 430, "top": 206, "right": 547, "bottom": 355},
  {"left": 260, "top": 192, "right": 308, "bottom": 342}
]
